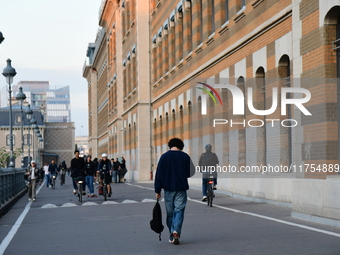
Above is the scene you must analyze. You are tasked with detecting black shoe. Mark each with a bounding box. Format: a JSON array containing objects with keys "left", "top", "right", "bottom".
[{"left": 108, "top": 193, "right": 111, "bottom": 197}]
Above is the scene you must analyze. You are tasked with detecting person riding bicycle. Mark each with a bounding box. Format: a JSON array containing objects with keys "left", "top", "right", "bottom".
[
  {"left": 70, "top": 150, "right": 86, "bottom": 195},
  {"left": 49, "top": 159, "right": 58, "bottom": 188},
  {"left": 58, "top": 160, "right": 67, "bottom": 185},
  {"left": 198, "top": 144, "right": 219, "bottom": 201},
  {"left": 97, "top": 153, "right": 112, "bottom": 197}
]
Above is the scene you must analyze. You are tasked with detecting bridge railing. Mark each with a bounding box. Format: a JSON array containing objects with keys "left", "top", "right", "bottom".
[{"left": 0, "top": 168, "right": 26, "bottom": 208}]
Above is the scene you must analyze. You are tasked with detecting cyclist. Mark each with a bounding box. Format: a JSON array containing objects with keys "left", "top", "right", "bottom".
[
  {"left": 70, "top": 150, "right": 86, "bottom": 195},
  {"left": 58, "top": 160, "right": 67, "bottom": 185},
  {"left": 97, "top": 153, "right": 112, "bottom": 197},
  {"left": 49, "top": 159, "right": 58, "bottom": 188},
  {"left": 198, "top": 144, "right": 219, "bottom": 201}
]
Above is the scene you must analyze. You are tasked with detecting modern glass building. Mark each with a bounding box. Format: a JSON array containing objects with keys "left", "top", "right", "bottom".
[{"left": 8, "top": 81, "right": 71, "bottom": 123}]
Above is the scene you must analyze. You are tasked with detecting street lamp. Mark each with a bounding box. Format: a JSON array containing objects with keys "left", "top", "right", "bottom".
[
  {"left": 25, "top": 104, "right": 33, "bottom": 166},
  {"left": 2, "top": 59, "right": 17, "bottom": 168},
  {"left": 30, "top": 116, "right": 37, "bottom": 166},
  {"left": 0, "top": 32, "right": 4, "bottom": 44},
  {"left": 32, "top": 122, "right": 38, "bottom": 162},
  {"left": 15, "top": 87, "right": 26, "bottom": 168}
]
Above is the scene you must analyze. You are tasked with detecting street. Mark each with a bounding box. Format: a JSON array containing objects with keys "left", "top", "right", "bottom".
[{"left": 0, "top": 176, "right": 339, "bottom": 255}]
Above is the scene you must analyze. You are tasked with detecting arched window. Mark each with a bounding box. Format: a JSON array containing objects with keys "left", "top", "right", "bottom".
[
  {"left": 6, "top": 134, "right": 15, "bottom": 146},
  {"left": 278, "top": 55, "right": 292, "bottom": 167}
]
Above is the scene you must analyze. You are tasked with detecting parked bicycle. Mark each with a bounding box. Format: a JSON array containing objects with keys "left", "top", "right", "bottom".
[{"left": 206, "top": 175, "right": 214, "bottom": 207}]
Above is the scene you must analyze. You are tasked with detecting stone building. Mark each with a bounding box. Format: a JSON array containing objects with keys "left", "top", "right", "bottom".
[{"left": 84, "top": 0, "right": 340, "bottom": 222}]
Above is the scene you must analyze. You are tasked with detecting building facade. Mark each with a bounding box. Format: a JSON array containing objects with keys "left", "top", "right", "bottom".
[{"left": 84, "top": 0, "right": 340, "bottom": 221}]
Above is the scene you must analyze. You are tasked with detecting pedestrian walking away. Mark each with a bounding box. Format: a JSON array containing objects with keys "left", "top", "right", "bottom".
[
  {"left": 26, "top": 160, "right": 39, "bottom": 202},
  {"left": 58, "top": 160, "right": 67, "bottom": 185},
  {"left": 85, "top": 155, "right": 97, "bottom": 197},
  {"left": 154, "top": 138, "right": 195, "bottom": 245},
  {"left": 118, "top": 156, "right": 127, "bottom": 183}
]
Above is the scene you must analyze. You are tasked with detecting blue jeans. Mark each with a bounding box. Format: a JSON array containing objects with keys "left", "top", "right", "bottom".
[
  {"left": 164, "top": 191, "right": 187, "bottom": 237},
  {"left": 112, "top": 170, "right": 118, "bottom": 183},
  {"left": 45, "top": 173, "right": 51, "bottom": 187},
  {"left": 85, "top": 175, "right": 94, "bottom": 194},
  {"left": 202, "top": 178, "right": 217, "bottom": 196}
]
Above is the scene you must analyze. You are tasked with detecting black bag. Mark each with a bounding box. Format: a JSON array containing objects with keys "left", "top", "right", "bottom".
[{"left": 150, "top": 199, "right": 164, "bottom": 241}]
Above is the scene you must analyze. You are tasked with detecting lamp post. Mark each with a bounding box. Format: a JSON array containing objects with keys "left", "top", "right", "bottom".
[
  {"left": 2, "top": 59, "right": 17, "bottom": 168},
  {"left": 30, "top": 116, "right": 37, "bottom": 165},
  {"left": 34, "top": 128, "right": 40, "bottom": 162},
  {"left": 25, "top": 104, "right": 33, "bottom": 166},
  {"left": 15, "top": 87, "right": 26, "bottom": 168},
  {"left": 0, "top": 32, "right": 4, "bottom": 44},
  {"left": 32, "top": 123, "right": 38, "bottom": 162}
]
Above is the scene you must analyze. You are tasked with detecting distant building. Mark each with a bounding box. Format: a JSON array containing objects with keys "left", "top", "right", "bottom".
[
  {"left": 75, "top": 136, "right": 89, "bottom": 157},
  {"left": 2, "top": 81, "right": 72, "bottom": 123}
]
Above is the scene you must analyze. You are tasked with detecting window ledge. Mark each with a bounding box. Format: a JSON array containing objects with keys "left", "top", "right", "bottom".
[
  {"left": 251, "top": 0, "right": 264, "bottom": 8},
  {"left": 234, "top": 6, "right": 246, "bottom": 23}
]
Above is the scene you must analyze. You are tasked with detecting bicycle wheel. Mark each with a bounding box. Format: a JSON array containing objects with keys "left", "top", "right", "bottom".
[
  {"left": 207, "top": 184, "right": 213, "bottom": 207},
  {"left": 52, "top": 179, "right": 55, "bottom": 189},
  {"left": 103, "top": 184, "right": 107, "bottom": 201},
  {"left": 78, "top": 184, "right": 82, "bottom": 202}
]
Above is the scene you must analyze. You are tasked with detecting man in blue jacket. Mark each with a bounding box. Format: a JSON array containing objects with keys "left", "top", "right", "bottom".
[{"left": 154, "top": 138, "right": 195, "bottom": 245}]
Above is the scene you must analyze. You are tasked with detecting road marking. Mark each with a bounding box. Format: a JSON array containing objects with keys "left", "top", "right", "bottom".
[
  {"left": 188, "top": 198, "right": 340, "bottom": 238},
  {"left": 0, "top": 181, "right": 44, "bottom": 254},
  {"left": 141, "top": 199, "right": 157, "bottom": 203},
  {"left": 102, "top": 201, "right": 119, "bottom": 205},
  {"left": 121, "top": 199, "right": 138, "bottom": 203},
  {"left": 41, "top": 204, "right": 58, "bottom": 209},
  {"left": 82, "top": 202, "right": 97, "bottom": 206},
  {"left": 127, "top": 183, "right": 340, "bottom": 239},
  {"left": 60, "top": 203, "right": 77, "bottom": 207}
]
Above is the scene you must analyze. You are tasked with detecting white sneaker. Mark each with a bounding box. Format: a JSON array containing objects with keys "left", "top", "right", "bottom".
[
  {"left": 73, "top": 189, "right": 76, "bottom": 194},
  {"left": 33, "top": 198, "right": 36, "bottom": 202},
  {"left": 202, "top": 196, "right": 207, "bottom": 202},
  {"left": 28, "top": 198, "right": 32, "bottom": 202}
]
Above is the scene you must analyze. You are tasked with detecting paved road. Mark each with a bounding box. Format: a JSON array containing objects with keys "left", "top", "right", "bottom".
[{"left": 0, "top": 175, "right": 339, "bottom": 255}]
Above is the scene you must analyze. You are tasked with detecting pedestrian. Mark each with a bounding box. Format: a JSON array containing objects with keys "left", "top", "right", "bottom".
[
  {"left": 93, "top": 158, "right": 99, "bottom": 184},
  {"left": 111, "top": 158, "right": 119, "bottom": 183},
  {"left": 43, "top": 162, "right": 50, "bottom": 187},
  {"left": 85, "top": 155, "right": 97, "bottom": 197},
  {"left": 25, "top": 160, "right": 39, "bottom": 202},
  {"left": 154, "top": 138, "right": 195, "bottom": 245},
  {"left": 70, "top": 150, "right": 86, "bottom": 195},
  {"left": 198, "top": 144, "right": 219, "bottom": 202},
  {"left": 49, "top": 159, "right": 58, "bottom": 188},
  {"left": 118, "top": 156, "right": 127, "bottom": 183}
]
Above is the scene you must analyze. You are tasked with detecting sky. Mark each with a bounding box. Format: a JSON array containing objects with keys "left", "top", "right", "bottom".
[{"left": 0, "top": 0, "right": 103, "bottom": 137}]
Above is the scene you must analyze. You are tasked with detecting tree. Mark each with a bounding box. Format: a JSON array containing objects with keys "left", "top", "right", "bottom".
[{"left": 0, "top": 147, "right": 22, "bottom": 168}]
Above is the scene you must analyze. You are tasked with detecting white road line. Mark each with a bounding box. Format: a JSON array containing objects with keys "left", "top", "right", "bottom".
[
  {"left": 0, "top": 181, "right": 44, "bottom": 254},
  {"left": 128, "top": 183, "right": 340, "bottom": 238},
  {"left": 188, "top": 198, "right": 340, "bottom": 238}
]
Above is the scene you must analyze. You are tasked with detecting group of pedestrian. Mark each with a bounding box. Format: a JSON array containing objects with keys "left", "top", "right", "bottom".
[{"left": 70, "top": 150, "right": 128, "bottom": 197}]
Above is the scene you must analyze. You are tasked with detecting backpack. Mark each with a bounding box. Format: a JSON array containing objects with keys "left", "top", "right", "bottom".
[{"left": 150, "top": 200, "right": 164, "bottom": 241}]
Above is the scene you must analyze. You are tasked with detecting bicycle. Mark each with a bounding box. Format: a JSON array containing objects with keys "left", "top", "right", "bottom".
[
  {"left": 76, "top": 176, "right": 85, "bottom": 202},
  {"left": 206, "top": 175, "right": 214, "bottom": 207},
  {"left": 99, "top": 170, "right": 111, "bottom": 201},
  {"left": 60, "top": 170, "right": 66, "bottom": 185},
  {"left": 51, "top": 174, "right": 57, "bottom": 189}
]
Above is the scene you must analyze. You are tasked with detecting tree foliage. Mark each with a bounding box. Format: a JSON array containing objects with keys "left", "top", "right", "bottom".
[{"left": 0, "top": 147, "right": 22, "bottom": 168}]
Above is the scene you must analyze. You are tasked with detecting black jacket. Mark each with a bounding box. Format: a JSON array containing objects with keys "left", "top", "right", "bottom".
[{"left": 85, "top": 161, "right": 96, "bottom": 176}]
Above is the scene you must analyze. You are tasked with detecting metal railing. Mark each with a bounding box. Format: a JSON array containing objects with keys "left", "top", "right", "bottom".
[{"left": 0, "top": 168, "right": 26, "bottom": 206}]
